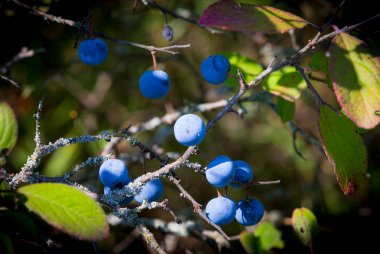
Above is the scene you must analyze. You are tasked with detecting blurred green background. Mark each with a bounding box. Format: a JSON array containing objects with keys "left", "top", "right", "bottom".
[{"left": 1, "top": 0, "right": 380, "bottom": 253}]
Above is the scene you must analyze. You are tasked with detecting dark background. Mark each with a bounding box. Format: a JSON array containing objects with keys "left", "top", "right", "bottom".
[{"left": 1, "top": 0, "right": 380, "bottom": 253}]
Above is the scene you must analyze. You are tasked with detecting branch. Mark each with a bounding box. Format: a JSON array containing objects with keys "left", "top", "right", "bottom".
[
  {"left": 138, "top": 224, "right": 167, "bottom": 254},
  {"left": 289, "top": 12, "right": 380, "bottom": 60},
  {"left": 293, "top": 63, "right": 339, "bottom": 113},
  {"left": 321, "top": 0, "right": 347, "bottom": 31},
  {"left": 9, "top": 128, "right": 169, "bottom": 189},
  {"left": 10, "top": 0, "right": 190, "bottom": 55},
  {"left": 0, "top": 47, "right": 45, "bottom": 88},
  {"left": 34, "top": 96, "right": 45, "bottom": 147},
  {"left": 63, "top": 154, "right": 113, "bottom": 180},
  {"left": 242, "top": 180, "right": 281, "bottom": 188},
  {"left": 143, "top": 0, "right": 222, "bottom": 34},
  {"left": 0, "top": 75, "right": 21, "bottom": 88},
  {"left": 0, "top": 47, "right": 45, "bottom": 74},
  {"left": 168, "top": 175, "right": 230, "bottom": 240}
]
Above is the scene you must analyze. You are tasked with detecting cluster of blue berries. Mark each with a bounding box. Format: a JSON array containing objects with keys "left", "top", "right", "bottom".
[
  {"left": 82, "top": 41, "right": 254, "bottom": 225},
  {"left": 99, "top": 159, "right": 163, "bottom": 205},
  {"left": 172, "top": 114, "right": 264, "bottom": 227},
  {"left": 205, "top": 156, "right": 264, "bottom": 226},
  {"left": 78, "top": 39, "right": 230, "bottom": 99}
]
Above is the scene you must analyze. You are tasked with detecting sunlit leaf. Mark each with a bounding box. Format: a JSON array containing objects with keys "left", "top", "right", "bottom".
[
  {"left": 240, "top": 222, "right": 284, "bottom": 254},
  {"left": 240, "top": 231, "right": 258, "bottom": 254},
  {"left": 329, "top": 32, "right": 380, "bottom": 129},
  {"left": 255, "top": 222, "right": 284, "bottom": 251},
  {"left": 292, "top": 208, "right": 318, "bottom": 246},
  {"left": 220, "top": 52, "right": 263, "bottom": 87},
  {"left": 198, "top": 0, "right": 307, "bottom": 34},
  {"left": 318, "top": 105, "right": 367, "bottom": 195},
  {"left": 18, "top": 183, "right": 109, "bottom": 240},
  {"left": 0, "top": 102, "right": 18, "bottom": 154},
  {"left": 276, "top": 96, "right": 295, "bottom": 122},
  {"left": 42, "top": 144, "right": 80, "bottom": 177},
  {"left": 263, "top": 66, "right": 307, "bottom": 101}
]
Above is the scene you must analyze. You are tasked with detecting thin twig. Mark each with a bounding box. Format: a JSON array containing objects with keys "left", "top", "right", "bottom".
[
  {"left": 293, "top": 63, "right": 338, "bottom": 113},
  {"left": 242, "top": 180, "right": 281, "bottom": 188},
  {"left": 0, "top": 75, "right": 21, "bottom": 88},
  {"left": 63, "top": 155, "right": 113, "bottom": 180},
  {"left": 34, "top": 96, "right": 45, "bottom": 147},
  {"left": 10, "top": 0, "right": 190, "bottom": 54},
  {"left": 292, "top": 128, "right": 306, "bottom": 160},
  {"left": 321, "top": 0, "right": 347, "bottom": 31},
  {"left": 145, "top": 0, "right": 221, "bottom": 34},
  {"left": 138, "top": 224, "right": 167, "bottom": 254},
  {"left": 156, "top": 199, "right": 182, "bottom": 224},
  {"left": 1, "top": 47, "right": 45, "bottom": 73},
  {"left": 168, "top": 175, "right": 230, "bottom": 240},
  {"left": 288, "top": 121, "right": 324, "bottom": 154}
]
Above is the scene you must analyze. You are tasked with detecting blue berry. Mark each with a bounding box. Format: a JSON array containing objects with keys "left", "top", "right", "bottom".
[
  {"left": 174, "top": 114, "right": 206, "bottom": 146},
  {"left": 139, "top": 70, "right": 171, "bottom": 99},
  {"left": 78, "top": 38, "right": 108, "bottom": 65},
  {"left": 134, "top": 179, "right": 164, "bottom": 204},
  {"left": 235, "top": 197, "right": 264, "bottom": 226},
  {"left": 200, "top": 55, "right": 230, "bottom": 85},
  {"left": 99, "top": 159, "right": 129, "bottom": 189},
  {"left": 205, "top": 196, "right": 237, "bottom": 226},
  {"left": 230, "top": 160, "right": 254, "bottom": 188},
  {"left": 205, "top": 155, "right": 235, "bottom": 187},
  {"left": 162, "top": 25, "right": 174, "bottom": 41}
]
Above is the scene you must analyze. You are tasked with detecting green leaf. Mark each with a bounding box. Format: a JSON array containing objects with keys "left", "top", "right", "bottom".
[
  {"left": 198, "top": 0, "right": 307, "bottom": 34},
  {"left": 0, "top": 232, "right": 14, "bottom": 254},
  {"left": 220, "top": 52, "right": 263, "bottom": 88},
  {"left": 42, "top": 144, "right": 80, "bottom": 177},
  {"left": 240, "top": 222, "right": 284, "bottom": 254},
  {"left": 309, "top": 51, "right": 329, "bottom": 73},
  {"left": 318, "top": 105, "right": 367, "bottom": 195},
  {"left": 263, "top": 66, "right": 307, "bottom": 101},
  {"left": 255, "top": 222, "right": 284, "bottom": 251},
  {"left": 18, "top": 183, "right": 109, "bottom": 240},
  {"left": 276, "top": 96, "right": 295, "bottom": 122},
  {"left": 0, "top": 102, "right": 18, "bottom": 154},
  {"left": 292, "top": 208, "right": 318, "bottom": 246},
  {"left": 309, "top": 50, "right": 333, "bottom": 89},
  {"left": 329, "top": 32, "right": 380, "bottom": 129},
  {"left": 240, "top": 231, "right": 259, "bottom": 254}
]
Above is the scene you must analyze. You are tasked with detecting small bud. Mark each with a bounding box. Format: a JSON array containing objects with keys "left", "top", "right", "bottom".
[{"left": 162, "top": 25, "right": 174, "bottom": 41}]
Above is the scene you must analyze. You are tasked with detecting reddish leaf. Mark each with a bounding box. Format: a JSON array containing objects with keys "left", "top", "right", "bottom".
[
  {"left": 329, "top": 33, "right": 380, "bottom": 129},
  {"left": 198, "top": 0, "right": 307, "bottom": 34}
]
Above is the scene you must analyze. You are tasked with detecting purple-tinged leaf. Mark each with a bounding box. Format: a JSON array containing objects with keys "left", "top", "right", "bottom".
[{"left": 198, "top": 0, "right": 307, "bottom": 34}]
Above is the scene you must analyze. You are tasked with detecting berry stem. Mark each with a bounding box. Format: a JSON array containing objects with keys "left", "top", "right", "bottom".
[
  {"left": 196, "top": 149, "right": 211, "bottom": 163},
  {"left": 151, "top": 51, "right": 158, "bottom": 70},
  {"left": 224, "top": 186, "right": 229, "bottom": 196},
  {"left": 216, "top": 189, "right": 222, "bottom": 197},
  {"left": 142, "top": 151, "right": 147, "bottom": 174},
  {"left": 227, "top": 72, "right": 239, "bottom": 81}
]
